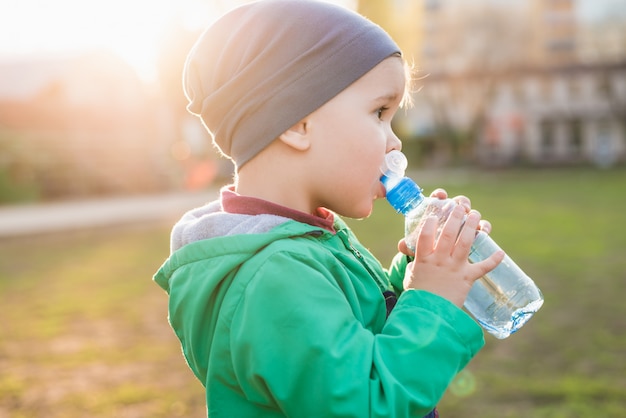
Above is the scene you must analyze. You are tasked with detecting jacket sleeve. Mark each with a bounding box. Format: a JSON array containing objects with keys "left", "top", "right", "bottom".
[
  {"left": 228, "top": 249, "right": 484, "bottom": 417},
  {"left": 387, "top": 251, "right": 410, "bottom": 294}
]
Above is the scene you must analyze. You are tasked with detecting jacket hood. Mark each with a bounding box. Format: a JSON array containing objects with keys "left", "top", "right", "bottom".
[
  {"left": 168, "top": 200, "right": 294, "bottom": 253},
  {"left": 154, "top": 200, "right": 327, "bottom": 293}
]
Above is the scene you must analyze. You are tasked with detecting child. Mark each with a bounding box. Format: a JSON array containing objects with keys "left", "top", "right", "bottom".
[{"left": 154, "top": 1, "right": 504, "bottom": 417}]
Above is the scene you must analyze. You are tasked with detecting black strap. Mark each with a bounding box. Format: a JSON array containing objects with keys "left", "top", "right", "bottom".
[{"left": 382, "top": 290, "right": 398, "bottom": 318}]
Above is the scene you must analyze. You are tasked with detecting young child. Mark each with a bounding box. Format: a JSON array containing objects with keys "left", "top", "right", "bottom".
[{"left": 154, "top": 1, "right": 504, "bottom": 417}]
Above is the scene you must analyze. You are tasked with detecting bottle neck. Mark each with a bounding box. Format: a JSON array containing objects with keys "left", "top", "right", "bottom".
[{"left": 383, "top": 176, "right": 424, "bottom": 215}]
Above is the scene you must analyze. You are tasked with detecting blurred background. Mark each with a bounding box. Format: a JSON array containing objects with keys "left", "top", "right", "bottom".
[
  {"left": 1, "top": 0, "right": 625, "bottom": 417},
  {"left": 0, "top": 0, "right": 624, "bottom": 203}
]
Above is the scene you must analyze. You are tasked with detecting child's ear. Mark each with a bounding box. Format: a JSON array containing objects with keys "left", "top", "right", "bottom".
[{"left": 278, "top": 118, "right": 311, "bottom": 151}]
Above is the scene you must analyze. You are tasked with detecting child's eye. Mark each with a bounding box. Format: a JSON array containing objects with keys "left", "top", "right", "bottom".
[{"left": 376, "top": 106, "right": 389, "bottom": 120}]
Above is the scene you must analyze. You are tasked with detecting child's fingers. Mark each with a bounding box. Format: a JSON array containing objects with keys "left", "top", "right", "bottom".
[
  {"left": 429, "top": 188, "right": 448, "bottom": 199},
  {"left": 397, "top": 238, "right": 413, "bottom": 256},
  {"left": 414, "top": 215, "right": 438, "bottom": 260},
  {"left": 478, "top": 219, "right": 492, "bottom": 235},
  {"left": 452, "top": 195, "right": 471, "bottom": 212},
  {"left": 435, "top": 204, "right": 465, "bottom": 255},
  {"left": 469, "top": 250, "right": 505, "bottom": 281},
  {"left": 452, "top": 210, "right": 481, "bottom": 262}
]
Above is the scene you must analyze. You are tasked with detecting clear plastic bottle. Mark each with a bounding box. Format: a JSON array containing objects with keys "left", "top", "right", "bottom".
[{"left": 381, "top": 150, "right": 543, "bottom": 339}]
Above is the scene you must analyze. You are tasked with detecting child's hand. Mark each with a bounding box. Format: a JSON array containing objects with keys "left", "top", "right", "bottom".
[
  {"left": 399, "top": 189, "right": 504, "bottom": 307},
  {"left": 397, "top": 189, "right": 491, "bottom": 255}
]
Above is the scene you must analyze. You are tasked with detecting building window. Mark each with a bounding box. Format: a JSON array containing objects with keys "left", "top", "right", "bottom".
[
  {"left": 593, "top": 120, "right": 616, "bottom": 167},
  {"left": 596, "top": 73, "right": 611, "bottom": 99},
  {"left": 540, "top": 120, "right": 555, "bottom": 158},
  {"left": 569, "top": 118, "right": 582, "bottom": 156}
]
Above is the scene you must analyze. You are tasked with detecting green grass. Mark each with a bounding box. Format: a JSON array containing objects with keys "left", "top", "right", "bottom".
[
  {"left": 1, "top": 167, "right": 625, "bottom": 417},
  {"left": 0, "top": 226, "right": 206, "bottom": 417}
]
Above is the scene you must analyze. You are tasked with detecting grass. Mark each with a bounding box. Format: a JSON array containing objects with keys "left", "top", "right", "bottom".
[
  {"left": 1, "top": 167, "right": 625, "bottom": 417},
  {"left": 0, "top": 226, "right": 206, "bottom": 417}
]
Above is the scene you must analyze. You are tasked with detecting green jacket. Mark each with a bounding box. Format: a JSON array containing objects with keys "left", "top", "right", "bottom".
[{"left": 154, "top": 202, "right": 484, "bottom": 417}]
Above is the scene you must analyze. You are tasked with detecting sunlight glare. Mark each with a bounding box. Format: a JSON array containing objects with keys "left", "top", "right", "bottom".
[{"left": 1, "top": 0, "right": 220, "bottom": 83}]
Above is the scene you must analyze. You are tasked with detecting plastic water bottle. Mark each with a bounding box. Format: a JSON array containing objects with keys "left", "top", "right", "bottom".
[{"left": 381, "top": 150, "right": 543, "bottom": 339}]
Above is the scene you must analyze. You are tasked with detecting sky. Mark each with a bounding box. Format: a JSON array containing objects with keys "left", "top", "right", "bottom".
[{"left": 0, "top": 0, "right": 621, "bottom": 83}]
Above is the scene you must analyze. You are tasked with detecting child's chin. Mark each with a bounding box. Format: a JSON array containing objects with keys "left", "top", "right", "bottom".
[{"left": 351, "top": 205, "right": 374, "bottom": 220}]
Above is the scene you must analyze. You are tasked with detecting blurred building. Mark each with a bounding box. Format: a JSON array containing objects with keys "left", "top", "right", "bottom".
[
  {"left": 393, "top": 0, "right": 626, "bottom": 166},
  {"left": 0, "top": 50, "right": 178, "bottom": 200},
  {"left": 477, "top": 61, "right": 626, "bottom": 166}
]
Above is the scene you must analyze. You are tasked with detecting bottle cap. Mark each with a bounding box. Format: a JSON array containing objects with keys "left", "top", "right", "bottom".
[{"left": 381, "top": 150, "right": 408, "bottom": 179}]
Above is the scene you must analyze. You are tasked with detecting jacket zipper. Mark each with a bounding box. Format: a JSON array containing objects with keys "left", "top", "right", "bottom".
[{"left": 337, "top": 229, "right": 389, "bottom": 293}]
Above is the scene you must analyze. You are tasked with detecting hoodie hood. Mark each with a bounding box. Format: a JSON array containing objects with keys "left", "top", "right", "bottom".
[
  {"left": 155, "top": 200, "right": 326, "bottom": 293},
  {"left": 168, "top": 200, "right": 295, "bottom": 253}
]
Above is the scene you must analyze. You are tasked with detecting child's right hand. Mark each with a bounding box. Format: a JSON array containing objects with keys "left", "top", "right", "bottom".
[{"left": 402, "top": 204, "right": 504, "bottom": 307}]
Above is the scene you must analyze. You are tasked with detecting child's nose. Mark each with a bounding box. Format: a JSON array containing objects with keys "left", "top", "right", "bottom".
[{"left": 387, "top": 130, "right": 402, "bottom": 152}]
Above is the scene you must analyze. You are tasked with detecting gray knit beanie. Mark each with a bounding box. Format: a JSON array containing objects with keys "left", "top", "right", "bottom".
[{"left": 183, "top": 0, "right": 401, "bottom": 168}]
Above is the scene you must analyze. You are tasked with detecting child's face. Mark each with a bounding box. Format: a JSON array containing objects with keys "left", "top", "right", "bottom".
[{"left": 306, "top": 56, "right": 406, "bottom": 219}]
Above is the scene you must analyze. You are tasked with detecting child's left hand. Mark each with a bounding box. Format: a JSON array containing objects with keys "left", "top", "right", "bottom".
[{"left": 396, "top": 188, "right": 491, "bottom": 256}]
